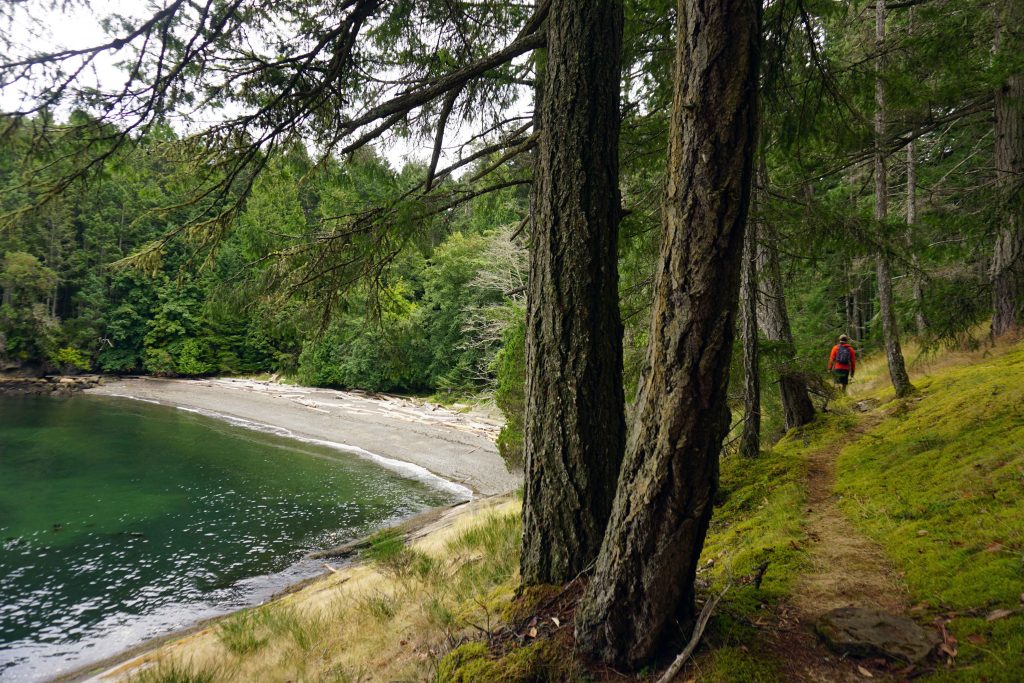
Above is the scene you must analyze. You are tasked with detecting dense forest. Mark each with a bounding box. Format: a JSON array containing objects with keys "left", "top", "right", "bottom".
[{"left": 1, "top": 0, "right": 1021, "bottom": 675}]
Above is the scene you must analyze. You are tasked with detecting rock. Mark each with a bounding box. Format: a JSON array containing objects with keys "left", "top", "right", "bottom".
[{"left": 816, "top": 607, "right": 940, "bottom": 664}]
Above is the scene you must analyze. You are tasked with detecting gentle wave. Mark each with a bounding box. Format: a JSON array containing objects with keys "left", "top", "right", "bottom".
[
  {"left": 103, "top": 392, "right": 161, "bottom": 405},
  {"left": 173, "top": 405, "right": 474, "bottom": 500}
]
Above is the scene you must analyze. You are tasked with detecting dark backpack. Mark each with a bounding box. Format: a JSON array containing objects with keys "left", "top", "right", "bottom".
[{"left": 836, "top": 344, "right": 852, "bottom": 366}]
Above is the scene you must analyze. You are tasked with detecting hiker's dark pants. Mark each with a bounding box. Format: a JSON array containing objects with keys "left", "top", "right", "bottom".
[{"left": 832, "top": 369, "right": 850, "bottom": 386}]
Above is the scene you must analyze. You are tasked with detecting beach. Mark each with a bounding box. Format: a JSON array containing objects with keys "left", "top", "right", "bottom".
[{"left": 86, "top": 377, "right": 519, "bottom": 496}]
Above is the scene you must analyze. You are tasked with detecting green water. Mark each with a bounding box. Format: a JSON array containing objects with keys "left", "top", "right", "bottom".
[{"left": 0, "top": 395, "right": 460, "bottom": 681}]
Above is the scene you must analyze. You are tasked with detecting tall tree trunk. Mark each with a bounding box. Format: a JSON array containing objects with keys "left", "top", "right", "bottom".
[
  {"left": 575, "top": 0, "right": 760, "bottom": 667},
  {"left": 521, "top": 0, "right": 626, "bottom": 585},
  {"left": 906, "top": 138, "right": 928, "bottom": 335},
  {"left": 757, "top": 227, "right": 815, "bottom": 429},
  {"left": 991, "top": 0, "right": 1024, "bottom": 337},
  {"left": 905, "top": 9, "right": 927, "bottom": 336},
  {"left": 739, "top": 190, "right": 760, "bottom": 459},
  {"left": 874, "top": 0, "right": 914, "bottom": 397}
]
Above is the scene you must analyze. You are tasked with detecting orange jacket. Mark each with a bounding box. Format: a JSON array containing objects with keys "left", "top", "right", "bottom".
[{"left": 829, "top": 344, "right": 856, "bottom": 373}]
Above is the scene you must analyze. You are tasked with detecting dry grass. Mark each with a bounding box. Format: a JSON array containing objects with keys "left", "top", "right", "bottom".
[{"left": 100, "top": 497, "right": 522, "bottom": 683}]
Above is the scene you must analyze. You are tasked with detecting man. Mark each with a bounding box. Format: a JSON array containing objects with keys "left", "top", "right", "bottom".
[{"left": 828, "top": 334, "right": 856, "bottom": 393}]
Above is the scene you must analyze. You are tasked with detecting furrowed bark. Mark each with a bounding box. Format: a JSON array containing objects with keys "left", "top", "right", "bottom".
[
  {"left": 521, "top": 0, "right": 626, "bottom": 585},
  {"left": 991, "top": 0, "right": 1024, "bottom": 337},
  {"left": 874, "top": 0, "right": 915, "bottom": 397},
  {"left": 574, "top": 0, "right": 760, "bottom": 667}
]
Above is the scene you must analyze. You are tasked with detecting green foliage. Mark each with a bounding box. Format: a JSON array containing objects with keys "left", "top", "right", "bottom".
[
  {"left": 49, "top": 346, "right": 91, "bottom": 372},
  {"left": 0, "top": 118, "right": 526, "bottom": 397},
  {"left": 493, "top": 314, "right": 526, "bottom": 470}
]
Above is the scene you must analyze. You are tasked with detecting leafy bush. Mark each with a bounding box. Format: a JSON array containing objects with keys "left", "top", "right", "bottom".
[
  {"left": 49, "top": 346, "right": 91, "bottom": 373},
  {"left": 174, "top": 338, "right": 212, "bottom": 376},
  {"left": 493, "top": 315, "right": 526, "bottom": 470}
]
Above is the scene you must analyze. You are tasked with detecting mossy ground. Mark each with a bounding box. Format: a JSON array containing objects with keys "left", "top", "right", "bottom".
[{"left": 835, "top": 342, "right": 1024, "bottom": 681}]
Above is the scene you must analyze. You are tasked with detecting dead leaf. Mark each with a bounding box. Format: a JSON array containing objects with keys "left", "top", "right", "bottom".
[
  {"left": 966, "top": 634, "right": 987, "bottom": 645},
  {"left": 986, "top": 608, "right": 1013, "bottom": 622},
  {"left": 984, "top": 542, "right": 1004, "bottom": 552},
  {"left": 917, "top": 530, "right": 929, "bottom": 536},
  {"left": 857, "top": 665, "right": 874, "bottom": 678},
  {"left": 551, "top": 617, "right": 561, "bottom": 628},
  {"left": 528, "top": 627, "right": 538, "bottom": 638}
]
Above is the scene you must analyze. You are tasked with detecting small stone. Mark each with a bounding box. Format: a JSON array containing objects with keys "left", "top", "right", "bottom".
[{"left": 816, "top": 607, "right": 941, "bottom": 664}]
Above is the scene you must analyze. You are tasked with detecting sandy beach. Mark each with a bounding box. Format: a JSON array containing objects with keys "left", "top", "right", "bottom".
[{"left": 87, "top": 377, "right": 519, "bottom": 496}]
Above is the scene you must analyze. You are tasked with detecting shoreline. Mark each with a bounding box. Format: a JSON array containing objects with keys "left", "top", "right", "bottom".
[
  {"left": 32, "top": 377, "right": 517, "bottom": 681},
  {"left": 86, "top": 376, "right": 519, "bottom": 497},
  {"left": 59, "top": 495, "right": 498, "bottom": 683}
]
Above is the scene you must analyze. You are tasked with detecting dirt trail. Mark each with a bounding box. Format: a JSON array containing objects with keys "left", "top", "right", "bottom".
[
  {"left": 765, "top": 411, "right": 913, "bottom": 682},
  {"left": 793, "top": 412, "right": 909, "bottom": 617}
]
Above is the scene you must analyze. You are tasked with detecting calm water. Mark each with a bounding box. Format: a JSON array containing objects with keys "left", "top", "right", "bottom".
[{"left": 0, "top": 395, "right": 461, "bottom": 681}]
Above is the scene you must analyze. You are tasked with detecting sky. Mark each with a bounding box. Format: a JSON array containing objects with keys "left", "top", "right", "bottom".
[{"left": 0, "top": 1, "right": 525, "bottom": 171}]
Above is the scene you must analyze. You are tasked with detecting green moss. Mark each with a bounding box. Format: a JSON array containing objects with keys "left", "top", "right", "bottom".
[
  {"left": 834, "top": 344, "right": 1024, "bottom": 680},
  {"left": 701, "top": 647, "right": 782, "bottom": 682},
  {"left": 434, "top": 640, "right": 576, "bottom": 683},
  {"left": 501, "top": 584, "right": 562, "bottom": 625},
  {"left": 703, "top": 415, "right": 854, "bottom": 627}
]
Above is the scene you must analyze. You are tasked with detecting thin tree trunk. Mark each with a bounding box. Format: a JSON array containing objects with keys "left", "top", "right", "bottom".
[
  {"left": 575, "top": 0, "right": 760, "bottom": 667},
  {"left": 905, "top": 9, "right": 927, "bottom": 336},
  {"left": 874, "top": 0, "right": 914, "bottom": 397},
  {"left": 991, "top": 0, "right": 1024, "bottom": 337},
  {"left": 906, "top": 138, "right": 928, "bottom": 335},
  {"left": 757, "top": 228, "right": 815, "bottom": 430},
  {"left": 739, "top": 191, "right": 760, "bottom": 459},
  {"left": 521, "top": 0, "right": 626, "bottom": 585}
]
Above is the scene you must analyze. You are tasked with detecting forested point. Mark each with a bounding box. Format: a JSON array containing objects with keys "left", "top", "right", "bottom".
[{"left": 1, "top": 0, "right": 1022, "bottom": 680}]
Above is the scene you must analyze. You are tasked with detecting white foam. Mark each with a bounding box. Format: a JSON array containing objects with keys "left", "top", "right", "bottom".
[
  {"left": 174, "top": 406, "right": 473, "bottom": 500},
  {"left": 104, "top": 393, "right": 161, "bottom": 405}
]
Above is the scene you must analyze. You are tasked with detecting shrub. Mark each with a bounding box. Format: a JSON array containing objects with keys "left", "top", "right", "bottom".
[{"left": 50, "top": 346, "right": 91, "bottom": 373}]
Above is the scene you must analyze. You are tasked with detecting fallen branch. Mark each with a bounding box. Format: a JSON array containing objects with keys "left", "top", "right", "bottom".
[{"left": 656, "top": 584, "right": 731, "bottom": 683}]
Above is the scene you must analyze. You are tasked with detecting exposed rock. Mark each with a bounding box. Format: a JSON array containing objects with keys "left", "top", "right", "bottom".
[
  {"left": 0, "top": 374, "right": 104, "bottom": 396},
  {"left": 853, "top": 398, "right": 880, "bottom": 413},
  {"left": 816, "top": 607, "right": 940, "bottom": 663}
]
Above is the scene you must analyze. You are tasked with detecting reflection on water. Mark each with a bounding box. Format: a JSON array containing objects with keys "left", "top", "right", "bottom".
[{"left": 0, "top": 396, "right": 459, "bottom": 681}]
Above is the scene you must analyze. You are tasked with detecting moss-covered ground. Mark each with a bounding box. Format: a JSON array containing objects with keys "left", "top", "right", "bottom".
[{"left": 834, "top": 342, "right": 1024, "bottom": 681}]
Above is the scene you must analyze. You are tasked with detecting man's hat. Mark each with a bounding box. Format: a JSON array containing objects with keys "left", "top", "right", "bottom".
[{"left": 839, "top": 334, "right": 850, "bottom": 343}]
